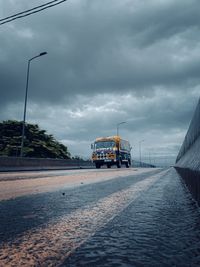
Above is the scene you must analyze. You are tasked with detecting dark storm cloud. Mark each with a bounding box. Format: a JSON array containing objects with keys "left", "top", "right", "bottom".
[
  {"left": 0, "top": 0, "right": 200, "bottom": 159},
  {"left": 1, "top": 0, "right": 200, "bottom": 109},
  {"left": 125, "top": 0, "right": 200, "bottom": 46}
]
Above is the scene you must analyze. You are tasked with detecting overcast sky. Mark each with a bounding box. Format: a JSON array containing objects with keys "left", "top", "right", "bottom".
[{"left": 0, "top": 0, "right": 200, "bottom": 165}]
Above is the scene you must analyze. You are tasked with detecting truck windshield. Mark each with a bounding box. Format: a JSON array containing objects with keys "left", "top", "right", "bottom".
[{"left": 95, "top": 141, "right": 115, "bottom": 150}]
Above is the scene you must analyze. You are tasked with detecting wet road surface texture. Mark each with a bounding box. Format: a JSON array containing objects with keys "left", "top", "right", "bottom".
[{"left": 0, "top": 168, "right": 200, "bottom": 266}]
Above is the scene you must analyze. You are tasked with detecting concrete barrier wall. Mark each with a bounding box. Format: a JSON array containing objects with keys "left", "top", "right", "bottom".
[
  {"left": 175, "top": 98, "right": 200, "bottom": 204},
  {"left": 176, "top": 99, "right": 200, "bottom": 168},
  {"left": 0, "top": 156, "right": 94, "bottom": 171},
  {"left": 176, "top": 135, "right": 200, "bottom": 171}
]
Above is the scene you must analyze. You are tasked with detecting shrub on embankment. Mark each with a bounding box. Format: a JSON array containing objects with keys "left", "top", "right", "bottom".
[{"left": 0, "top": 120, "right": 71, "bottom": 159}]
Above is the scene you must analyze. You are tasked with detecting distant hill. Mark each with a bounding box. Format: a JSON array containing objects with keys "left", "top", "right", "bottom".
[{"left": 0, "top": 120, "right": 71, "bottom": 159}]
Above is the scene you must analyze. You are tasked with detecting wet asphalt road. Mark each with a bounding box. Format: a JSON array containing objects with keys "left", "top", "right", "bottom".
[{"left": 0, "top": 168, "right": 200, "bottom": 266}]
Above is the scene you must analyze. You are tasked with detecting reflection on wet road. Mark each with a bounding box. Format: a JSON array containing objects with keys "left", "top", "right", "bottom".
[{"left": 0, "top": 168, "right": 200, "bottom": 266}]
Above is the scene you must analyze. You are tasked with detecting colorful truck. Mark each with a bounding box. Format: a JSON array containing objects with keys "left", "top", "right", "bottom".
[{"left": 91, "top": 136, "right": 132, "bottom": 168}]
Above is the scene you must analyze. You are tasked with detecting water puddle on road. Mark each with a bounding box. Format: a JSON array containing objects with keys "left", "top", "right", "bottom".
[{"left": 0, "top": 170, "right": 168, "bottom": 266}]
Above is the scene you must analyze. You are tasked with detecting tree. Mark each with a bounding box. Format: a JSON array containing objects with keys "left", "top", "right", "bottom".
[
  {"left": 0, "top": 120, "right": 71, "bottom": 159},
  {"left": 72, "top": 155, "right": 84, "bottom": 161}
]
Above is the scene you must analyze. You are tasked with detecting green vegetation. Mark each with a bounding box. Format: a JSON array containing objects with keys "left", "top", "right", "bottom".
[
  {"left": 0, "top": 120, "right": 71, "bottom": 159},
  {"left": 71, "top": 155, "right": 85, "bottom": 161}
]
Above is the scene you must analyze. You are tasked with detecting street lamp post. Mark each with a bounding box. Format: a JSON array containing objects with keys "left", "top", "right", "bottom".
[
  {"left": 116, "top": 121, "right": 126, "bottom": 136},
  {"left": 139, "top": 140, "right": 144, "bottom": 167},
  {"left": 20, "top": 52, "right": 47, "bottom": 157}
]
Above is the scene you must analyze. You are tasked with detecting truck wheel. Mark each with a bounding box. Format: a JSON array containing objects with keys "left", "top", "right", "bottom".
[
  {"left": 95, "top": 163, "right": 101, "bottom": 169},
  {"left": 117, "top": 160, "right": 121, "bottom": 168},
  {"left": 125, "top": 161, "right": 130, "bottom": 168}
]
